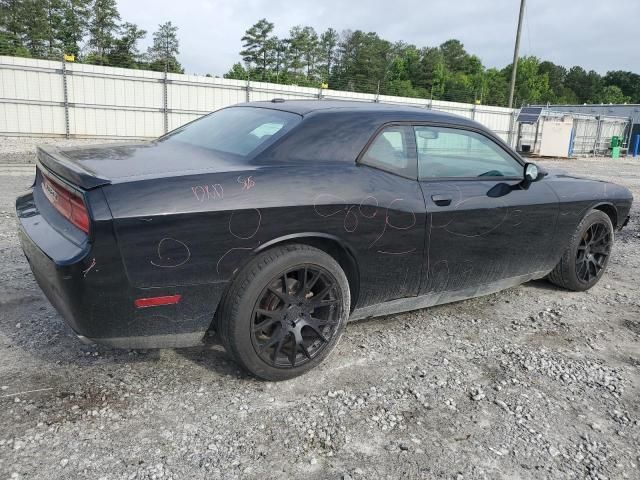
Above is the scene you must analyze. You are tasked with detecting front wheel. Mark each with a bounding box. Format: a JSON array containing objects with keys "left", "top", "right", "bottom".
[
  {"left": 217, "top": 244, "right": 350, "bottom": 381},
  {"left": 547, "top": 209, "right": 614, "bottom": 291}
]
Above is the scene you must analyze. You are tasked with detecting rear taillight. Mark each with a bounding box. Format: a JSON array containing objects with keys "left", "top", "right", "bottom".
[{"left": 41, "top": 172, "right": 90, "bottom": 234}]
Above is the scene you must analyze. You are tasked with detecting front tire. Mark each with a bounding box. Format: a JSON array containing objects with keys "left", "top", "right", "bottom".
[
  {"left": 217, "top": 244, "right": 350, "bottom": 381},
  {"left": 547, "top": 209, "right": 614, "bottom": 291}
]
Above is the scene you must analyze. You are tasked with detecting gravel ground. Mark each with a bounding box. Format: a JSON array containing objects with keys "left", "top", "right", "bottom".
[{"left": 0, "top": 137, "right": 639, "bottom": 480}]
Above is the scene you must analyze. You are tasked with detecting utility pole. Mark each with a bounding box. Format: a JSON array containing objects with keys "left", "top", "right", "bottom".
[{"left": 508, "top": 0, "right": 526, "bottom": 109}]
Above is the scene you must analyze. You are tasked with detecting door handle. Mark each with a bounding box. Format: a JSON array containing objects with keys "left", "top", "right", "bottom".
[{"left": 431, "top": 194, "right": 452, "bottom": 206}]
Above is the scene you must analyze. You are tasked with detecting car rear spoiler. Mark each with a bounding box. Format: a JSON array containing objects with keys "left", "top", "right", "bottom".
[{"left": 36, "top": 145, "right": 111, "bottom": 190}]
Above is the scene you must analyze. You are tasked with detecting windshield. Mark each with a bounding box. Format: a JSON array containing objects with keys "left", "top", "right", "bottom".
[{"left": 160, "top": 107, "right": 301, "bottom": 158}]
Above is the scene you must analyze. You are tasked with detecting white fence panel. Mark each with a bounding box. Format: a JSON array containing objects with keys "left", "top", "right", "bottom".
[
  {"left": 249, "top": 81, "right": 318, "bottom": 102},
  {"left": 0, "top": 102, "right": 66, "bottom": 135},
  {"left": 67, "top": 63, "right": 165, "bottom": 138},
  {"left": 323, "top": 89, "right": 376, "bottom": 102},
  {"left": 0, "top": 56, "right": 523, "bottom": 144},
  {"left": 168, "top": 74, "right": 245, "bottom": 112},
  {"left": 0, "top": 57, "right": 66, "bottom": 135}
]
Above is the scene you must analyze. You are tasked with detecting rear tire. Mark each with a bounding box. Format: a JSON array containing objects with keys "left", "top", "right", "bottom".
[
  {"left": 217, "top": 244, "right": 350, "bottom": 381},
  {"left": 547, "top": 210, "right": 614, "bottom": 291}
]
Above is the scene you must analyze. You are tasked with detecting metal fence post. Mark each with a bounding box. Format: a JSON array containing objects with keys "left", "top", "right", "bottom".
[
  {"left": 245, "top": 76, "right": 251, "bottom": 102},
  {"left": 317, "top": 86, "right": 323, "bottom": 100},
  {"left": 471, "top": 104, "right": 477, "bottom": 120},
  {"left": 162, "top": 70, "right": 168, "bottom": 134},
  {"left": 62, "top": 57, "right": 70, "bottom": 138},
  {"left": 592, "top": 115, "right": 602, "bottom": 156},
  {"left": 374, "top": 81, "right": 380, "bottom": 103}
]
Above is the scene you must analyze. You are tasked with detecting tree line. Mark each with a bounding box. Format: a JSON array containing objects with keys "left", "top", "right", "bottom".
[
  {"left": 0, "top": 0, "right": 183, "bottom": 72},
  {"left": 225, "top": 18, "right": 640, "bottom": 107},
  {"left": 2, "top": 7, "right": 639, "bottom": 108}
]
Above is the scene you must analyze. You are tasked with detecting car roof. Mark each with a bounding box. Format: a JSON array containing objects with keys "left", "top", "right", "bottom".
[{"left": 238, "top": 99, "right": 478, "bottom": 127}]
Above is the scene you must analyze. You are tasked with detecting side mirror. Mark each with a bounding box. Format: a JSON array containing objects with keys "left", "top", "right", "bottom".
[
  {"left": 525, "top": 163, "right": 540, "bottom": 181},
  {"left": 487, "top": 162, "right": 546, "bottom": 198},
  {"left": 521, "top": 162, "right": 543, "bottom": 189}
]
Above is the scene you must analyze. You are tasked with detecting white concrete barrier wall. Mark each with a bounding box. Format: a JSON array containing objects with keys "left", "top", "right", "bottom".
[{"left": 0, "top": 55, "right": 517, "bottom": 143}]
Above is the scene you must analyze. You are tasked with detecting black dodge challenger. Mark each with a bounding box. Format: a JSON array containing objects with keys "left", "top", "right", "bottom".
[{"left": 17, "top": 100, "right": 633, "bottom": 380}]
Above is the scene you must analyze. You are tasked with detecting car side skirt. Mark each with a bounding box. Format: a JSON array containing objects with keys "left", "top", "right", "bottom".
[{"left": 349, "top": 270, "right": 550, "bottom": 321}]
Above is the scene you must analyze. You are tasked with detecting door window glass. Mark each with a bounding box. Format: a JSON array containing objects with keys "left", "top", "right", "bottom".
[
  {"left": 414, "top": 126, "right": 522, "bottom": 179},
  {"left": 361, "top": 126, "right": 416, "bottom": 178}
]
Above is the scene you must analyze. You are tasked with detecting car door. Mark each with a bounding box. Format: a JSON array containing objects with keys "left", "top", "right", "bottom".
[
  {"left": 414, "top": 124, "right": 559, "bottom": 296},
  {"left": 352, "top": 124, "right": 427, "bottom": 306}
]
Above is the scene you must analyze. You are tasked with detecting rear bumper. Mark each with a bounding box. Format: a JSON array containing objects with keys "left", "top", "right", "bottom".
[{"left": 16, "top": 190, "right": 224, "bottom": 349}]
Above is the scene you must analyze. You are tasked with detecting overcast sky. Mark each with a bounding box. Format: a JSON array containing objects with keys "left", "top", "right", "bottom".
[{"left": 118, "top": 0, "right": 638, "bottom": 76}]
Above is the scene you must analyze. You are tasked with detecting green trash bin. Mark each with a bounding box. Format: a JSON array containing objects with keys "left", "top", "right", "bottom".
[
  {"left": 610, "top": 136, "right": 621, "bottom": 158},
  {"left": 612, "top": 146, "right": 621, "bottom": 158}
]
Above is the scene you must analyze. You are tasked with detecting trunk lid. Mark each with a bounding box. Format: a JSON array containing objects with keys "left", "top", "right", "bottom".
[
  {"left": 37, "top": 145, "right": 111, "bottom": 190},
  {"left": 37, "top": 141, "right": 250, "bottom": 190}
]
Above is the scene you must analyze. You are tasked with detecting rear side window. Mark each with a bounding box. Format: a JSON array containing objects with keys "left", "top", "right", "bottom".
[
  {"left": 415, "top": 126, "right": 521, "bottom": 179},
  {"left": 360, "top": 125, "right": 417, "bottom": 178},
  {"left": 161, "top": 107, "right": 301, "bottom": 158}
]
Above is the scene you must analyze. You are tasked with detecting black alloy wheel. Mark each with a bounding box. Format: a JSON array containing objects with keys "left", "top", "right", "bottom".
[
  {"left": 251, "top": 265, "right": 343, "bottom": 368},
  {"left": 547, "top": 209, "right": 614, "bottom": 292},
  {"left": 216, "top": 244, "right": 350, "bottom": 381},
  {"left": 575, "top": 222, "right": 612, "bottom": 283}
]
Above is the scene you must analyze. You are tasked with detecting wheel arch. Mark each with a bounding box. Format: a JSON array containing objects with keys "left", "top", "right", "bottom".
[
  {"left": 592, "top": 202, "right": 618, "bottom": 228},
  {"left": 254, "top": 233, "right": 361, "bottom": 311},
  {"left": 210, "top": 233, "right": 360, "bottom": 333}
]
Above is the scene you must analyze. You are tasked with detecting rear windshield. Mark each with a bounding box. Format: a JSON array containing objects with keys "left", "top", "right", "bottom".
[{"left": 160, "top": 106, "right": 301, "bottom": 158}]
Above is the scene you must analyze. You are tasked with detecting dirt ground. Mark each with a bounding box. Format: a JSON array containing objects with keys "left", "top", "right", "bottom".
[{"left": 0, "top": 138, "right": 638, "bottom": 480}]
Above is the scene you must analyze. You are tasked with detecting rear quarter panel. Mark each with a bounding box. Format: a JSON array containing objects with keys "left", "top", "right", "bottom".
[{"left": 102, "top": 163, "right": 426, "bottom": 309}]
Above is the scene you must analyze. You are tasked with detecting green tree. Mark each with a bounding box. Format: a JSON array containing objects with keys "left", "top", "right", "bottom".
[
  {"left": 538, "top": 61, "right": 565, "bottom": 100},
  {"left": 501, "top": 56, "right": 552, "bottom": 106},
  {"left": 146, "top": 21, "right": 182, "bottom": 73},
  {"left": 44, "top": 0, "right": 66, "bottom": 57},
  {"left": 0, "top": 0, "right": 28, "bottom": 55},
  {"left": 414, "top": 47, "right": 446, "bottom": 97},
  {"left": 439, "top": 39, "right": 468, "bottom": 73},
  {"left": 88, "top": 0, "right": 120, "bottom": 63},
  {"left": 603, "top": 70, "right": 640, "bottom": 103},
  {"left": 565, "top": 66, "right": 603, "bottom": 103},
  {"left": 240, "top": 18, "right": 274, "bottom": 79},
  {"left": 224, "top": 61, "right": 248, "bottom": 80},
  {"left": 386, "top": 43, "right": 428, "bottom": 98},
  {"left": 300, "top": 26, "right": 318, "bottom": 79},
  {"left": 483, "top": 68, "right": 509, "bottom": 106},
  {"left": 58, "top": 0, "right": 92, "bottom": 58},
  {"left": 318, "top": 27, "right": 339, "bottom": 83},
  {"left": 268, "top": 36, "right": 287, "bottom": 82},
  {"left": 333, "top": 30, "right": 392, "bottom": 92},
  {"left": 284, "top": 25, "right": 305, "bottom": 78},
  {"left": 21, "top": 0, "right": 50, "bottom": 58},
  {"left": 107, "top": 22, "right": 145, "bottom": 68},
  {"left": 599, "top": 85, "right": 630, "bottom": 104}
]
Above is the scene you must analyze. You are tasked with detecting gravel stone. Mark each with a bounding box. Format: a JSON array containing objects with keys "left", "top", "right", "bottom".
[{"left": 1, "top": 148, "right": 639, "bottom": 479}]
